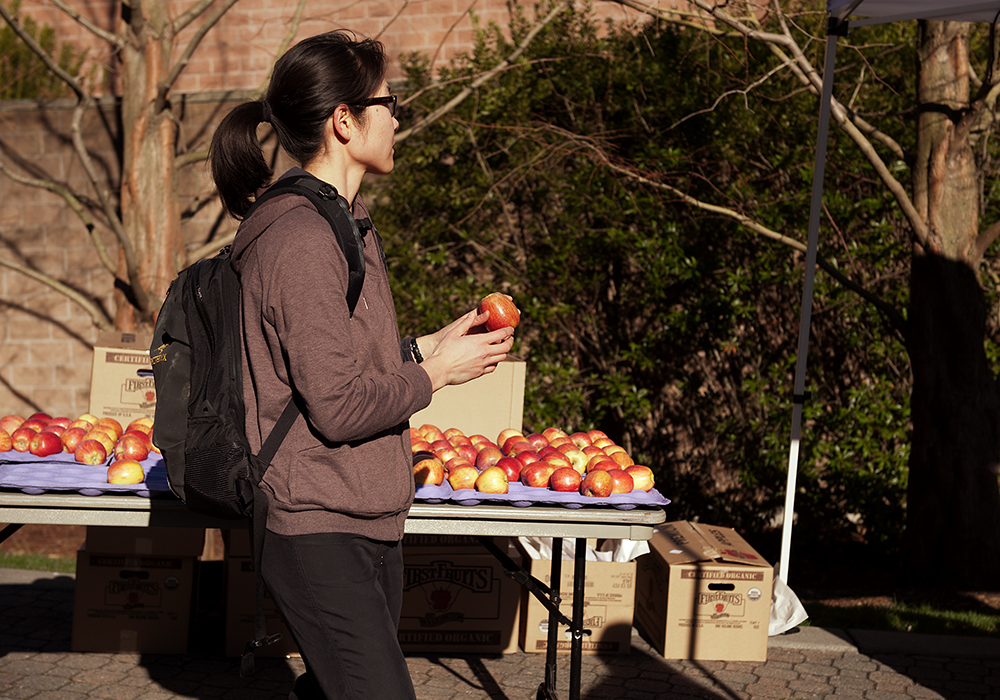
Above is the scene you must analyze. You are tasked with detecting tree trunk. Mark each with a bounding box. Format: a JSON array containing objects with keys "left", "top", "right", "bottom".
[
  {"left": 116, "top": 0, "right": 185, "bottom": 330},
  {"left": 906, "top": 21, "right": 1000, "bottom": 586}
]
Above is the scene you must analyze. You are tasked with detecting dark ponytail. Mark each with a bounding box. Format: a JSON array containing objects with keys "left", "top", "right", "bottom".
[{"left": 210, "top": 30, "right": 388, "bottom": 219}]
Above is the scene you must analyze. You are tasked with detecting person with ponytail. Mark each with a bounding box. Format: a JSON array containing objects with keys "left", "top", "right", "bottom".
[{"left": 210, "top": 30, "right": 514, "bottom": 699}]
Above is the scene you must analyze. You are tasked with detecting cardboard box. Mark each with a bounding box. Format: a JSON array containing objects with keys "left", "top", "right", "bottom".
[
  {"left": 410, "top": 359, "right": 525, "bottom": 440},
  {"left": 224, "top": 554, "right": 299, "bottom": 658},
  {"left": 71, "top": 547, "right": 196, "bottom": 653},
  {"left": 86, "top": 526, "right": 206, "bottom": 557},
  {"left": 398, "top": 549, "right": 521, "bottom": 654},
  {"left": 518, "top": 544, "right": 636, "bottom": 656},
  {"left": 634, "top": 521, "right": 773, "bottom": 662},
  {"left": 89, "top": 331, "right": 156, "bottom": 423}
]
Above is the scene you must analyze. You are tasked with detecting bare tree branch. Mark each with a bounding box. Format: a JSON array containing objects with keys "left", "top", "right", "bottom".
[
  {"left": 0, "top": 2, "right": 87, "bottom": 98},
  {"left": 0, "top": 158, "right": 119, "bottom": 276},
  {"left": 67, "top": 100, "right": 138, "bottom": 279},
  {"left": 172, "top": 0, "right": 217, "bottom": 34},
  {"left": 158, "top": 0, "right": 242, "bottom": 109},
  {"left": 48, "top": 0, "right": 121, "bottom": 46},
  {"left": 667, "top": 57, "right": 793, "bottom": 132},
  {"left": 423, "top": 0, "right": 472, "bottom": 70},
  {"left": 605, "top": 158, "right": 908, "bottom": 333},
  {"left": 975, "top": 219, "right": 1000, "bottom": 261},
  {"left": 396, "top": 1, "right": 568, "bottom": 143},
  {"left": 603, "top": 0, "right": 929, "bottom": 247},
  {"left": 374, "top": 0, "right": 411, "bottom": 41},
  {"left": 0, "top": 256, "right": 114, "bottom": 331},
  {"left": 256, "top": 0, "right": 309, "bottom": 98}
]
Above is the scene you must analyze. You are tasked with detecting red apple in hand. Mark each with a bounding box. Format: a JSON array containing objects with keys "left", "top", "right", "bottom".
[
  {"left": 29, "top": 431, "right": 63, "bottom": 457},
  {"left": 479, "top": 292, "right": 520, "bottom": 332},
  {"left": 549, "top": 466, "right": 582, "bottom": 492}
]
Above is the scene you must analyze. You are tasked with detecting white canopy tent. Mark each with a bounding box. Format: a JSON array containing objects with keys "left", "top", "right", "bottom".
[{"left": 780, "top": 0, "right": 1000, "bottom": 584}]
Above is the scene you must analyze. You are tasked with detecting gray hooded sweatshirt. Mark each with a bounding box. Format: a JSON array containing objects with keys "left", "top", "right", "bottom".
[{"left": 230, "top": 168, "right": 432, "bottom": 541}]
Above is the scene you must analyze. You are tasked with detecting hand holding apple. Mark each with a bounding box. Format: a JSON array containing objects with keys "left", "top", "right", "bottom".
[{"left": 418, "top": 309, "right": 514, "bottom": 391}]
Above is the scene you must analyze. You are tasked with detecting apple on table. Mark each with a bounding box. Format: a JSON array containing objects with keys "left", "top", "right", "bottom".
[
  {"left": 107, "top": 459, "right": 145, "bottom": 485},
  {"left": 413, "top": 456, "right": 446, "bottom": 486},
  {"left": 579, "top": 470, "right": 613, "bottom": 498},
  {"left": 549, "top": 466, "right": 582, "bottom": 492},
  {"left": 29, "top": 431, "right": 63, "bottom": 458},
  {"left": 475, "top": 466, "right": 509, "bottom": 494}
]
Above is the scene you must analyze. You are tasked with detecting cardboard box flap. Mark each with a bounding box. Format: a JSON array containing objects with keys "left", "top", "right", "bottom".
[{"left": 652, "top": 521, "right": 770, "bottom": 568}]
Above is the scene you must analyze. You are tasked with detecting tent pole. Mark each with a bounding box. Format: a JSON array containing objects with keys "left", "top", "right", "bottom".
[{"left": 778, "top": 20, "right": 844, "bottom": 586}]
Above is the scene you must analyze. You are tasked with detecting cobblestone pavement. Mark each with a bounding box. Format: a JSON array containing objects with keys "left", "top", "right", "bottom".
[{"left": 2, "top": 569, "right": 999, "bottom": 700}]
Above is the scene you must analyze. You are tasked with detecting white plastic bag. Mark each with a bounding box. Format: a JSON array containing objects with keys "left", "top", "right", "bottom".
[
  {"left": 769, "top": 562, "right": 809, "bottom": 635},
  {"left": 517, "top": 537, "right": 649, "bottom": 562}
]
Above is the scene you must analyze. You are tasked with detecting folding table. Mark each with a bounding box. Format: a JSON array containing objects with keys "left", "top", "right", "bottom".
[{"left": 0, "top": 491, "right": 666, "bottom": 700}]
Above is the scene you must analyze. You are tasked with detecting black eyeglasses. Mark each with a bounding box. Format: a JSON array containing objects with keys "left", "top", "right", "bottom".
[{"left": 355, "top": 94, "right": 397, "bottom": 117}]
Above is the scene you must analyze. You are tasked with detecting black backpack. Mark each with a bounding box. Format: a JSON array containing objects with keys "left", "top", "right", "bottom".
[{"left": 149, "top": 173, "right": 369, "bottom": 674}]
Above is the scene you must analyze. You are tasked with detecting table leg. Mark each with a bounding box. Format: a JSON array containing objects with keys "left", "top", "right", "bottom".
[
  {"left": 0, "top": 523, "right": 23, "bottom": 546},
  {"left": 569, "top": 538, "right": 587, "bottom": 700},
  {"left": 536, "top": 536, "right": 563, "bottom": 700}
]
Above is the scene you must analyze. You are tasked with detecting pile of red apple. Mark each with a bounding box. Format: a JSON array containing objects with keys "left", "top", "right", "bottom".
[
  {"left": 0, "top": 412, "right": 156, "bottom": 485},
  {"left": 411, "top": 424, "right": 654, "bottom": 498}
]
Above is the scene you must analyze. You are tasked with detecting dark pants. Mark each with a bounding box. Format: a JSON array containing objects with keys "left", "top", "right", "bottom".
[{"left": 262, "top": 530, "right": 416, "bottom": 700}]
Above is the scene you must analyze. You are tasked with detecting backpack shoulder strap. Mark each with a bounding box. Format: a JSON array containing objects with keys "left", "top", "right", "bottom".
[{"left": 245, "top": 175, "right": 366, "bottom": 316}]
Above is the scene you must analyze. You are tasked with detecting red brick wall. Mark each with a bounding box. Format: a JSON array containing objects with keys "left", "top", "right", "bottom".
[
  {"left": 16, "top": 0, "right": 652, "bottom": 91},
  {"left": 0, "top": 95, "right": 236, "bottom": 419}
]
